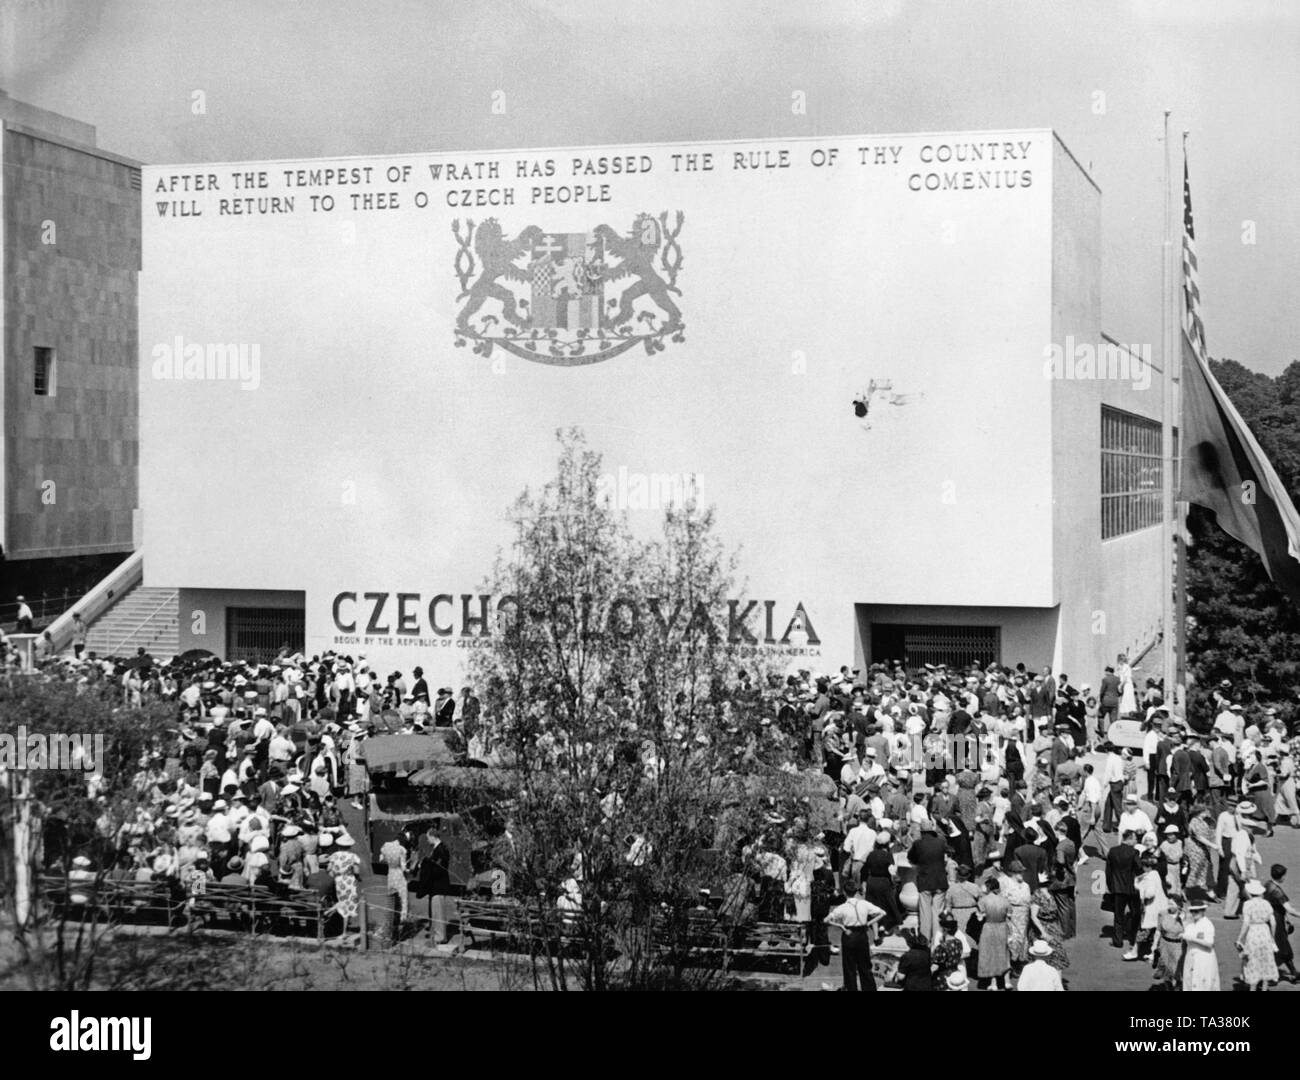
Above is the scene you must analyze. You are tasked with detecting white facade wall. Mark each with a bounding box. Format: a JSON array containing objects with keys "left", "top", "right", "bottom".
[{"left": 139, "top": 129, "right": 1164, "bottom": 687}]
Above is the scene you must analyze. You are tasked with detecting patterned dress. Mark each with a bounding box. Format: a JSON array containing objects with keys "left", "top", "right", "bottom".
[
  {"left": 1185, "top": 817, "right": 1215, "bottom": 892},
  {"left": 327, "top": 850, "right": 362, "bottom": 920},
  {"left": 1050, "top": 841, "right": 1077, "bottom": 940},
  {"left": 1003, "top": 877, "right": 1032, "bottom": 964},
  {"left": 1031, "top": 887, "right": 1070, "bottom": 970},
  {"left": 1239, "top": 896, "right": 1278, "bottom": 986}
]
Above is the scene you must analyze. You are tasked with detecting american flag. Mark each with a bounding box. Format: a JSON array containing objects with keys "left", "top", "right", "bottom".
[{"left": 1182, "top": 159, "right": 1207, "bottom": 359}]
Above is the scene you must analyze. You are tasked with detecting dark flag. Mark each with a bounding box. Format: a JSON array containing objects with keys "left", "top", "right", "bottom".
[{"left": 1178, "top": 159, "right": 1300, "bottom": 603}]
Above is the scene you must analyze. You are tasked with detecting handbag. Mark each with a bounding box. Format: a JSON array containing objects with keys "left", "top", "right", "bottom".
[{"left": 1100, "top": 891, "right": 1115, "bottom": 913}]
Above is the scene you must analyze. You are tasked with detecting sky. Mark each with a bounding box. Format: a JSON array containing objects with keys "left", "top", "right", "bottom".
[{"left": 3, "top": 0, "right": 1297, "bottom": 374}]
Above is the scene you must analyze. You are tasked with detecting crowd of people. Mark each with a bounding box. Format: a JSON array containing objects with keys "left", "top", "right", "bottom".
[
  {"left": 15, "top": 641, "right": 485, "bottom": 940},
  {"left": 736, "top": 657, "right": 1299, "bottom": 991},
  {"left": 6, "top": 616, "right": 1299, "bottom": 990}
]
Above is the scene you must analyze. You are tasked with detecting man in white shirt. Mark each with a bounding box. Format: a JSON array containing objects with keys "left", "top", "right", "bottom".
[
  {"left": 251, "top": 708, "right": 275, "bottom": 744},
  {"left": 268, "top": 726, "right": 297, "bottom": 767},
  {"left": 335, "top": 663, "right": 356, "bottom": 720},
  {"left": 1117, "top": 794, "right": 1153, "bottom": 840},
  {"left": 842, "top": 812, "right": 877, "bottom": 880},
  {"left": 1101, "top": 746, "right": 1127, "bottom": 832},
  {"left": 205, "top": 802, "right": 232, "bottom": 845},
  {"left": 840, "top": 753, "right": 863, "bottom": 790},
  {"left": 1142, "top": 723, "right": 1162, "bottom": 801},
  {"left": 824, "top": 879, "right": 886, "bottom": 992},
  {"left": 1214, "top": 703, "right": 1244, "bottom": 747},
  {"left": 1223, "top": 805, "right": 1260, "bottom": 918},
  {"left": 860, "top": 747, "right": 886, "bottom": 784}
]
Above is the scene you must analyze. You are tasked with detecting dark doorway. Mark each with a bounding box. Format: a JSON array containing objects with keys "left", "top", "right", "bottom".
[
  {"left": 226, "top": 606, "right": 305, "bottom": 663},
  {"left": 871, "top": 623, "right": 1000, "bottom": 671}
]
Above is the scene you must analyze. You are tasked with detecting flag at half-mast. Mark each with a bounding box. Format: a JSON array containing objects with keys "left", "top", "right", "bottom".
[{"left": 1177, "top": 157, "right": 1300, "bottom": 604}]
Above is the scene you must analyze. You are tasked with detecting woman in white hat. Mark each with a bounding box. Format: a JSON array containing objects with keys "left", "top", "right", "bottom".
[
  {"left": 1235, "top": 879, "right": 1279, "bottom": 990},
  {"left": 327, "top": 832, "right": 362, "bottom": 932}
]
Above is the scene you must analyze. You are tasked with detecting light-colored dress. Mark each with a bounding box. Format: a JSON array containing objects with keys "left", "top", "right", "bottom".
[
  {"left": 1181, "top": 915, "right": 1221, "bottom": 992},
  {"left": 327, "top": 850, "right": 362, "bottom": 920},
  {"left": 1118, "top": 664, "right": 1137, "bottom": 717},
  {"left": 1239, "top": 896, "right": 1278, "bottom": 986}
]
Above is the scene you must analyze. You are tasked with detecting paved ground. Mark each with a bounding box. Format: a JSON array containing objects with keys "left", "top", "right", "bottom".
[{"left": 1066, "top": 806, "right": 1299, "bottom": 991}]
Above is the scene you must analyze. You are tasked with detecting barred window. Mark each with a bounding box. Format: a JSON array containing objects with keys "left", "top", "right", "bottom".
[
  {"left": 1101, "top": 406, "right": 1163, "bottom": 539},
  {"left": 226, "top": 607, "right": 304, "bottom": 663}
]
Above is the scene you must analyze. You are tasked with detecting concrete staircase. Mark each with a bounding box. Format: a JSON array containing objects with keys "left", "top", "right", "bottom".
[{"left": 84, "top": 583, "right": 180, "bottom": 660}]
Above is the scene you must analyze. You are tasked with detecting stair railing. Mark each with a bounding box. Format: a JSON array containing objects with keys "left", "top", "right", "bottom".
[{"left": 99, "top": 590, "right": 179, "bottom": 657}]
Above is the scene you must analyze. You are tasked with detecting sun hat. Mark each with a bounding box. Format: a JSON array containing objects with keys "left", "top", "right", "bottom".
[{"left": 1028, "top": 940, "right": 1053, "bottom": 958}]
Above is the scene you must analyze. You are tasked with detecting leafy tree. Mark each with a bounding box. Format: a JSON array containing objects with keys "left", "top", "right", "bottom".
[
  {"left": 0, "top": 673, "right": 175, "bottom": 989},
  {"left": 469, "top": 429, "right": 816, "bottom": 990},
  {"left": 1185, "top": 357, "right": 1300, "bottom": 727}
]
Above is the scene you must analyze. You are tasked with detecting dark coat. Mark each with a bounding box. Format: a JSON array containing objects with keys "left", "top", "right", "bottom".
[
  {"left": 1014, "top": 842, "right": 1049, "bottom": 890},
  {"left": 414, "top": 840, "right": 451, "bottom": 898},
  {"left": 1105, "top": 842, "right": 1140, "bottom": 895},
  {"left": 907, "top": 833, "right": 949, "bottom": 893}
]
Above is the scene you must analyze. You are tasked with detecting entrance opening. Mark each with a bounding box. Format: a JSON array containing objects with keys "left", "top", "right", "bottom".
[
  {"left": 226, "top": 606, "right": 305, "bottom": 663},
  {"left": 870, "top": 623, "right": 1000, "bottom": 671}
]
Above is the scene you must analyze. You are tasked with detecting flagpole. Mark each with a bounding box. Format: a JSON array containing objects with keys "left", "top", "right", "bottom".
[
  {"left": 1160, "top": 109, "right": 1176, "bottom": 704},
  {"left": 1174, "top": 132, "right": 1190, "bottom": 714}
]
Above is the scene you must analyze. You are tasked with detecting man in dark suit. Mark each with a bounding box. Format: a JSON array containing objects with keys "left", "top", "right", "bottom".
[
  {"left": 1188, "top": 736, "right": 1210, "bottom": 803},
  {"left": 415, "top": 824, "right": 454, "bottom": 943},
  {"left": 1098, "top": 666, "right": 1122, "bottom": 735},
  {"left": 1030, "top": 667, "right": 1058, "bottom": 720},
  {"left": 908, "top": 820, "right": 948, "bottom": 945},
  {"left": 1169, "top": 735, "right": 1195, "bottom": 805},
  {"left": 1049, "top": 727, "right": 1073, "bottom": 782},
  {"left": 410, "top": 666, "right": 431, "bottom": 707},
  {"left": 1154, "top": 726, "right": 1174, "bottom": 802},
  {"left": 949, "top": 701, "right": 973, "bottom": 736},
  {"left": 1014, "top": 827, "right": 1050, "bottom": 890},
  {"left": 1105, "top": 830, "right": 1141, "bottom": 956}
]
